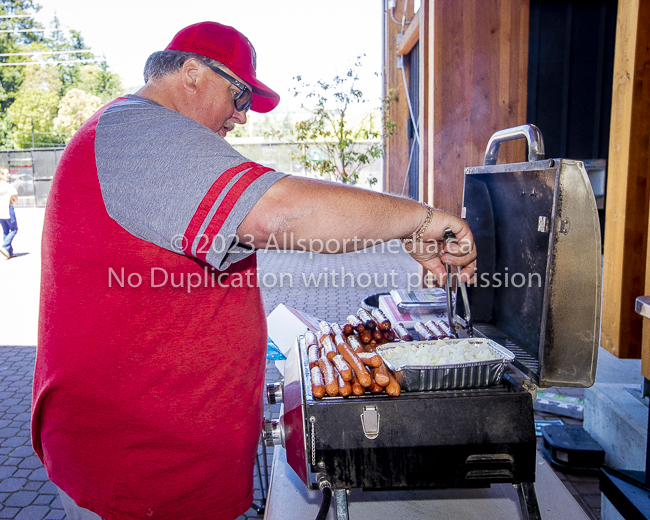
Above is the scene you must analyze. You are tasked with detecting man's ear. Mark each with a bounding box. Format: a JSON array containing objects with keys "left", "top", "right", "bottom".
[{"left": 180, "top": 58, "right": 201, "bottom": 93}]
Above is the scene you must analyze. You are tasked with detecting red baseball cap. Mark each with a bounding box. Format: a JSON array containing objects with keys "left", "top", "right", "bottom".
[{"left": 165, "top": 21, "right": 280, "bottom": 113}]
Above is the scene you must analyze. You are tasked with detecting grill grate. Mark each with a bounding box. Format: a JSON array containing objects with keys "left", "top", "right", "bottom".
[{"left": 472, "top": 323, "right": 539, "bottom": 379}]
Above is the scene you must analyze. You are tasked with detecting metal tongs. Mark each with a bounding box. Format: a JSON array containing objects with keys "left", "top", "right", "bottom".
[{"left": 443, "top": 229, "right": 473, "bottom": 338}]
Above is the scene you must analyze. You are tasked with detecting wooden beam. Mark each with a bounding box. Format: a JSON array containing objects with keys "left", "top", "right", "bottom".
[
  {"left": 602, "top": 0, "right": 650, "bottom": 360},
  {"left": 396, "top": 9, "right": 421, "bottom": 57},
  {"left": 383, "top": 0, "right": 416, "bottom": 196}
]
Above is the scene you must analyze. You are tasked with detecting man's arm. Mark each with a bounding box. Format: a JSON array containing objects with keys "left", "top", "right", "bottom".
[
  {"left": 10, "top": 194, "right": 17, "bottom": 204},
  {"left": 237, "top": 176, "right": 476, "bottom": 283}
]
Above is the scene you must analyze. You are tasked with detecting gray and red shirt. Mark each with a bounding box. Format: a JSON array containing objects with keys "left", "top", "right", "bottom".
[{"left": 32, "top": 95, "right": 286, "bottom": 520}]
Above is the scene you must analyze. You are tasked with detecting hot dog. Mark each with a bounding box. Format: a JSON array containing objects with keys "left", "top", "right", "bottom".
[
  {"left": 319, "top": 322, "right": 335, "bottom": 340},
  {"left": 360, "top": 330, "right": 373, "bottom": 344},
  {"left": 308, "top": 344, "right": 320, "bottom": 368},
  {"left": 342, "top": 323, "right": 354, "bottom": 335},
  {"left": 347, "top": 335, "right": 365, "bottom": 353},
  {"left": 371, "top": 308, "right": 392, "bottom": 331},
  {"left": 372, "top": 329, "right": 384, "bottom": 342},
  {"left": 320, "top": 335, "right": 337, "bottom": 360},
  {"left": 350, "top": 372, "right": 365, "bottom": 396},
  {"left": 357, "top": 308, "right": 376, "bottom": 330},
  {"left": 357, "top": 351, "right": 383, "bottom": 368},
  {"left": 336, "top": 343, "right": 372, "bottom": 387},
  {"left": 331, "top": 354, "right": 352, "bottom": 381},
  {"left": 424, "top": 320, "right": 448, "bottom": 339},
  {"left": 311, "top": 366, "right": 326, "bottom": 398},
  {"left": 331, "top": 322, "right": 344, "bottom": 336},
  {"left": 385, "top": 371, "right": 401, "bottom": 396},
  {"left": 304, "top": 330, "right": 318, "bottom": 347},
  {"left": 347, "top": 314, "right": 365, "bottom": 333},
  {"left": 414, "top": 321, "right": 436, "bottom": 340},
  {"left": 335, "top": 371, "right": 352, "bottom": 397},
  {"left": 434, "top": 319, "right": 458, "bottom": 339},
  {"left": 369, "top": 380, "right": 384, "bottom": 394},
  {"left": 392, "top": 322, "right": 413, "bottom": 341},
  {"left": 318, "top": 357, "right": 339, "bottom": 397},
  {"left": 333, "top": 333, "right": 347, "bottom": 350},
  {"left": 373, "top": 363, "right": 391, "bottom": 387}
]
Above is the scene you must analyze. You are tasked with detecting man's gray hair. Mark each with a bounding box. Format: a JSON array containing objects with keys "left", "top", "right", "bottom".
[{"left": 143, "top": 50, "right": 224, "bottom": 83}]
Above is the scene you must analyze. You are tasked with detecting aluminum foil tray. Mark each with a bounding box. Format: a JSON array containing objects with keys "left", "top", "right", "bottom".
[{"left": 377, "top": 338, "right": 515, "bottom": 391}]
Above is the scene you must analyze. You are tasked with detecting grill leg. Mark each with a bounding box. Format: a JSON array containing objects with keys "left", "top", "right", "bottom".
[
  {"left": 515, "top": 482, "right": 542, "bottom": 520},
  {"left": 334, "top": 489, "right": 349, "bottom": 520}
]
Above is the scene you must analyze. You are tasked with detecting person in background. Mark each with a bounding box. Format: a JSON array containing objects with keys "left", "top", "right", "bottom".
[
  {"left": 32, "top": 21, "right": 477, "bottom": 520},
  {"left": 0, "top": 167, "right": 18, "bottom": 259}
]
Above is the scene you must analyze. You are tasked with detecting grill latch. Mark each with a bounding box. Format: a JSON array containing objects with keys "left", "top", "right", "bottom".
[{"left": 360, "top": 405, "right": 380, "bottom": 439}]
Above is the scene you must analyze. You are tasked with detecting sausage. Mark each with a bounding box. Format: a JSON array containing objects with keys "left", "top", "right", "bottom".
[
  {"left": 318, "top": 322, "right": 335, "bottom": 340},
  {"left": 360, "top": 330, "right": 373, "bottom": 344},
  {"left": 369, "top": 379, "right": 384, "bottom": 394},
  {"left": 331, "top": 323, "right": 344, "bottom": 336},
  {"left": 331, "top": 354, "right": 352, "bottom": 381},
  {"left": 333, "top": 333, "right": 347, "bottom": 349},
  {"left": 347, "top": 314, "right": 365, "bottom": 333},
  {"left": 342, "top": 323, "right": 354, "bottom": 335},
  {"left": 392, "top": 322, "right": 413, "bottom": 341},
  {"left": 425, "top": 320, "right": 448, "bottom": 339},
  {"left": 336, "top": 371, "right": 352, "bottom": 397},
  {"left": 318, "top": 357, "right": 339, "bottom": 397},
  {"left": 336, "top": 342, "right": 372, "bottom": 387},
  {"left": 357, "top": 308, "right": 376, "bottom": 330},
  {"left": 320, "top": 335, "right": 337, "bottom": 360},
  {"left": 311, "top": 366, "right": 326, "bottom": 398},
  {"left": 350, "top": 372, "right": 365, "bottom": 396},
  {"left": 347, "top": 335, "right": 364, "bottom": 353},
  {"left": 357, "top": 351, "right": 383, "bottom": 368},
  {"left": 372, "top": 329, "right": 384, "bottom": 342},
  {"left": 373, "top": 363, "right": 391, "bottom": 387},
  {"left": 304, "top": 330, "right": 319, "bottom": 347},
  {"left": 385, "top": 371, "right": 401, "bottom": 396},
  {"left": 434, "top": 319, "right": 458, "bottom": 339},
  {"left": 308, "top": 344, "right": 320, "bottom": 368},
  {"left": 414, "top": 321, "right": 436, "bottom": 341},
  {"left": 371, "top": 308, "right": 392, "bottom": 331}
]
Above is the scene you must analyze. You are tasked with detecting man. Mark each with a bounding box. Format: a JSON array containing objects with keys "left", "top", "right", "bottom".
[
  {"left": 0, "top": 168, "right": 18, "bottom": 259},
  {"left": 32, "top": 21, "right": 476, "bottom": 520}
]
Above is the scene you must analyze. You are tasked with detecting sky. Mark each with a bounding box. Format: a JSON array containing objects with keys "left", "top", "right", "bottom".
[{"left": 33, "top": 0, "right": 384, "bottom": 114}]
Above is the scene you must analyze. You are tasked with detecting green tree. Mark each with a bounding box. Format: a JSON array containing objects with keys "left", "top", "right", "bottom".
[
  {"left": 269, "top": 58, "right": 396, "bottom": 187},
  {"left": 53, "top": 87, "right": 101, "bottom": 140}
]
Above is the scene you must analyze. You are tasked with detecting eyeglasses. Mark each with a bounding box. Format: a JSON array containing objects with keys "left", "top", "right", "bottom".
[{"left": 207, "top": 65, "right": 253, "bottom": 113}]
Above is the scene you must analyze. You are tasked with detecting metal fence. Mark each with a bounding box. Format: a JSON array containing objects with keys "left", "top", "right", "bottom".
[
  {"left": 2, "top": 148, "right": 65, "bottom": 208},
  {"left": 2, "top": 142, "right": 383, "bottom": 208}
]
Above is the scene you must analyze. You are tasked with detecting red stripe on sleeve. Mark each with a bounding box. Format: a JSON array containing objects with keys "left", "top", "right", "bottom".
[
  {"left": 195, "top": 165, "right": 273, "bottom": 262},
  {"left": 182, "top": 161, "right": 257, "bottom": 255}
]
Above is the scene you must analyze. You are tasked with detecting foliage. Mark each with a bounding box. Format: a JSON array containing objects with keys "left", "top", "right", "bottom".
[
  {"left": 268, "top": 58, "right": 396, "bottom": 186},
  {"left": 53, "top": 88, "right": 102, "bottom": 140},
  {"left": 0, "top": 1, "right": 124, "bottom": 148}
]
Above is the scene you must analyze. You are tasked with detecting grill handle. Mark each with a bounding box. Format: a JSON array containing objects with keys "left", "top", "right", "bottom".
[{"left": 483, "top": 124, "right": 545, "bottom": 166}]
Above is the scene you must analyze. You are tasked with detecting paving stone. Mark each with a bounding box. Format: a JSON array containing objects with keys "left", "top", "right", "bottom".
[
  {"left": 9, "top": 447, "right": 34, "bottom": 458},
  {"left": 12, "top": 469, "right": 31, "bottom": 478},
  {"left": 27, "top": 468, "right": 48, "bottom": 481},
  {"left": 20, "top": 483, "right": 42, "bottom": 492},
  {"left": 0, "top": 507, "right": 19, "bottom": 518},
  {"left": 0, "top": 466, "right": 16, "bottom": 479},
  {"left": 4, "top": 492, "right": 37, "bottom": 508},
  {"left": 30, "top": 497, "right": 53, "bottom": 507},
  {"left": 14, "top": 506, "right": 49, "bottom": 520},
  {"left": 48, "top": 496, "right": 62, "bottom": 510},
  {"left": 18, "top": 457, "right": 41, "bottom": 470},
  {"left": 0, "top": 478, "right": 26, "bottom": 492},
  {"left": 43, "top": 511, "right": 65, "bottom": 520}
]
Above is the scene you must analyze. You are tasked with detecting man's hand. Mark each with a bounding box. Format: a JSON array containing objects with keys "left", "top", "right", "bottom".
[{"left": 405, "top": 210, "right": 477, "bottom": 286}]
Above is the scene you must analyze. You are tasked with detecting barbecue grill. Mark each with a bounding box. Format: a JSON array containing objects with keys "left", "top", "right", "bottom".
[{"left": 264, "top": 125, "right": 601, "bottom": 520}]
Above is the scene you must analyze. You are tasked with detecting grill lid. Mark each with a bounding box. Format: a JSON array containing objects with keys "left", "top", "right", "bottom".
[{"left": 460, "top": 125, "right": 601, "bottom": 388}]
